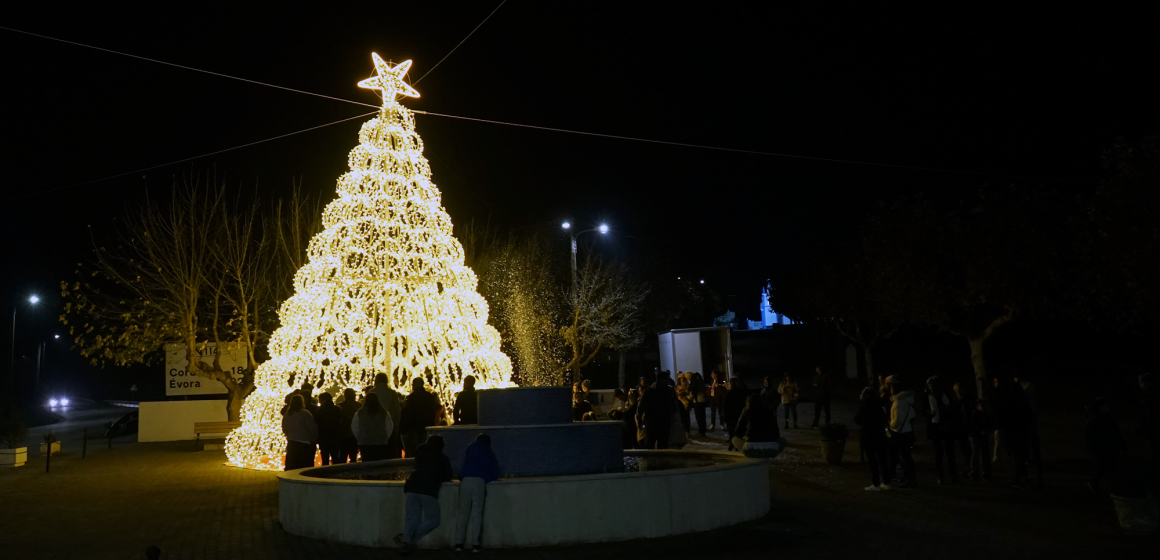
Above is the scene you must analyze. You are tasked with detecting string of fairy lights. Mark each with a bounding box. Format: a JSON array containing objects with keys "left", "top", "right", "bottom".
[{"left": 223, "top": 54, "right": 513, "bottom": 469}]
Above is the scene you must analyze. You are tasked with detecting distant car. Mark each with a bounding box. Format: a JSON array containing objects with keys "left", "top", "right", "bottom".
[{"left": 104, "top": 411, "right": 139, "bottom": 438}]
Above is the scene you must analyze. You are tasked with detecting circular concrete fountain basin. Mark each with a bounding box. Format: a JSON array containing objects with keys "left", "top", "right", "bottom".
[{"left": 277, "top": 450, "right": 770, "bottom": 548}]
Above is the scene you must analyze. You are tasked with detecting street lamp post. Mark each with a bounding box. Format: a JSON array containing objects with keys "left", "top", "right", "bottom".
[
  {"left": 561, "top": 222, "right": 609, "bottom": 294},
  {"left": 6, "top": 295, "right": 39, "bottom": 418}
]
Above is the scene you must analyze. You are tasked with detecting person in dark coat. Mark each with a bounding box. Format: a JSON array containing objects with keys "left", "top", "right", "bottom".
[
  {"left": 1086, "top": 397, "right": 1127, "bottom": 494},
  {"left": 636, "top": 372, "right": 675, "bottom": 449},
  {"left": 810, "top": 366, "right": 832, "bottom": 427},
  {"left": 966, "top": 398, "right": 994, "bottom": 481},
  {"left": 399, "top": 378, "right": 442, "bottom": 458},
  {"left": 454, "top": 434, "right": 501, "bottom": 552},
  {"left": 394, "top": 435, "right": 453, "bottom": 554},
  {"left": 723, "top": 377, "right": 749, "bottom": 450},
  {"left": 731, "top": 394, "right": 780, "bottom": 451},
  {"left": 453, "top": 375, "right": 479, "bottom": 425},
  {"left": 855, "top": 387, "right": 892, "bottom": 491},
  {"left": 336, "top": 387, "right": 362, "bottom": 463},
  {"left": 371, "top": 373, "right": 404, "bottom": 459},
  {"left": 314, "top": 392, "right": 345, "bottom": 465},
  {"left": 994, "top": 376, "right": 1033, "bottom": 490}
]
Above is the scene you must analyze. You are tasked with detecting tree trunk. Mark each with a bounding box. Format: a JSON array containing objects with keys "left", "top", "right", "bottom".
[
  {"left": 617, "top": 349, "right": 626, "bottom": 390},
  {"left": 226, "top": 387, "right": 244, "bottom": 422},
  {"left": 864, "top": 345, "right": 876, "bottom": 387},
  {"left": 969, "top": 336, "right": 988, "bottom": 398}
]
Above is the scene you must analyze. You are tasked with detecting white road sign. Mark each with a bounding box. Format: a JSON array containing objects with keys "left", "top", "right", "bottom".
[{"left": 164, "top": 342, "right": 248, "bottom": 396}]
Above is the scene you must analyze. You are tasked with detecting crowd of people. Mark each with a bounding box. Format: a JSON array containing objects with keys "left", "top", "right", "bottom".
[
  {"left": 849, "top": 371, "right": 1160, "bottom": 496},
  {"left": 279, "top": 373, "right": 469, "bottom": 470}
]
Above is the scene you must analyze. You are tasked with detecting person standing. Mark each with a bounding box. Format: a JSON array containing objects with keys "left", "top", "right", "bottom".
[
  {"left": 454, "top": 375, "right": 479, "bottom": 425},
  {"left": 709, "top": 371, "right": 727, "bottom": 432},
  {"left": 723, "top": 377, "right": 749, "bottom": 450},
  {"left": 337, "top": 388, "right": 362, "bottom": 462},
  {"left": 314, "top": 392, "right": 344, "bottom": 465},
  {"left": 855, "top": 387, "right": 892, "bottom": 491},
  {"left": 689, "top": 373, "right": 709, "bottom": 437},
  {"left": 400, "top": 378, "right": 442, "bottom": 458},
  {"left": 1086, "top": 397, "right": 1127, "bottom": 494},
  {"left": 282, "top": 394, "right": 318, "bottom": 471},
  {"left": 454, "top": 434, "right": 501, "bottom": 552},
  {"left": 572, "top": 391, "right": 593, "bottom": 421},
  {"left": 352, "top": 392, "right": 394, "bottom": 461},
  {"left": 394, "top": 435, "right": 453, "bottom": 554},
  {"left": 888, "top": 381, "right": 918, "bottom": 487},
  {"left": 778, "top": 373, "right": 799, "bottom": 429},
  {"left": 370, "top": 373, "right": 404, "bottom": 459},
  {"left": 966, "top": 398, "right": 994, "bottom": 482},
  {"left": 636, "top": 372, "right": 674, "bottom": 449},
  {"left": 925, "top": 376, "right": 960, "bottom": 485},
  {"left": 1016, "top": 373, "right": 1042, "bottom": 478},
  {"left": 810, "top": 366, "right": 832, "bottom": 427}
]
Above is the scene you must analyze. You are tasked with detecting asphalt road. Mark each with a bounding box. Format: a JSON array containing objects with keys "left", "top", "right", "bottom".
[{"left": 22, "top": 401, "right": 135, "bottom": 458}]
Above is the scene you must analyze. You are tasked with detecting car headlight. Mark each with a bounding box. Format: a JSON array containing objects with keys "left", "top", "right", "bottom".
[
  {"left": 60, "top": 398, "right": 70, "bottom": 406},
  {"left": 49, "top": 399, "right": 59, "bottom": 407}
]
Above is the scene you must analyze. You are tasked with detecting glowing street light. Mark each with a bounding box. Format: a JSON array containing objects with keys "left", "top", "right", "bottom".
[
  {"left": 7, "top": 295, "right": 39, "bottom": 418},
  {"left": 564, "top": 222, "right": 611, "bottom": 293}
]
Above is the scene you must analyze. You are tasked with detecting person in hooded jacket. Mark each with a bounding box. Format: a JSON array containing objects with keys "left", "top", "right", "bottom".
[
  {"left": 314, "top": 392, "right": 345, "bottom": 465},
  {"left": 352, "top": 392, "right": 394, "bottom": 461},
  {"left": 454, "top": 434, "right": 501, "bottom": 552},
  {"left": 888, "top": 381, "right": 918, "bottom": 487},
  {"left": 282, "top": 394, "right": 318, "bottom": 470},
  {"left": 394, "top": 435, "right": 453, "bottom": 554},
  {"left": 855, "top": 387, "right": 892, "bottom": 491},
  {"left": 400, "top": 377, "right": 443, "bottom": 458}
]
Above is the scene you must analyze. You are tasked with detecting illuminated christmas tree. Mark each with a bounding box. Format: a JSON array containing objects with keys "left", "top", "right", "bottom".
[{"left": 226, "top": 54, "right": 513, "bottom": 469}]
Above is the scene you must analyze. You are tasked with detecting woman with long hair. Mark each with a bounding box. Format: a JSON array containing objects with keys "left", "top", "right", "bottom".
[
  {"left": 282, "top": 394, "right": 318, "bottom": 470},
  {"left": 352, "top": 392, "right": 394, "bottom": 461}
]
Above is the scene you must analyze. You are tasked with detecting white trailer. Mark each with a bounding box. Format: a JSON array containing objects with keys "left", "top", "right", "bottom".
[{"left": 657, "top": 326, "right": 733, "bottom": 377}]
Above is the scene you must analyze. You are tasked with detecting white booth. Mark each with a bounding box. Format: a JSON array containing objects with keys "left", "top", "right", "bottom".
[{"left": 657, "top": 326, "right": 733, "bottom": 377}]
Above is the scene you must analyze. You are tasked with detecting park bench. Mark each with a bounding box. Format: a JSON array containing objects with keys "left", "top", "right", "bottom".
[{"left": 193, "top": 421, "right": 241, "bottom": 451}]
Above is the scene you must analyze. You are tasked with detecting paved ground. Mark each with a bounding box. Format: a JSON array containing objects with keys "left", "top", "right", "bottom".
[{"left": 1, "top": 397, "right": 1155, "bottom": 559}]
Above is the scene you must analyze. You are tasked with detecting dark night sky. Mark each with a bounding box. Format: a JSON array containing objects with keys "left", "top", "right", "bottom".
[{"left": 2, "top": 3, "right": 1158, "bottom": 392}]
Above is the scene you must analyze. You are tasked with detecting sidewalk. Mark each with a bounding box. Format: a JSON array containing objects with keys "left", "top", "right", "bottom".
[{"left": 0, "top": 395, "right": 1154, "bottom": 559}]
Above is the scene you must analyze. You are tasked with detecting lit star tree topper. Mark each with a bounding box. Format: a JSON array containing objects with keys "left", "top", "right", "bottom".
[{"left": 225, "top": 53, "right": 514, "bottom": 470}]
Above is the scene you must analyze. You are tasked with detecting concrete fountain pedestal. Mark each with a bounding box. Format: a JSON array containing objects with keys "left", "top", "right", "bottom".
[{"left": 277, "top": 387, "right": 771, "bottom": 548}]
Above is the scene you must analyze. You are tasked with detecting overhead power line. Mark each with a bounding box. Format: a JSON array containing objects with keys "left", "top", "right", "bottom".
[
  {"left": 0, "top": 21, "right": 1083, "bottom": 193},
  {"left": 0, "top": 111, "right": 377, "bottom": 202}
]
